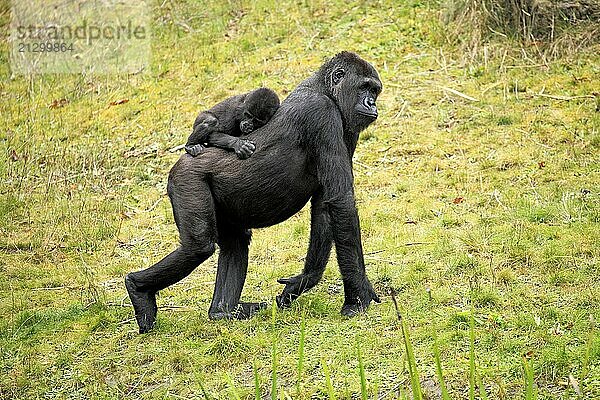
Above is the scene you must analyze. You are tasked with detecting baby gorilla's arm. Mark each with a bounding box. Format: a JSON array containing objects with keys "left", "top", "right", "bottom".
[
  {"left": 185, "top": 113, "right": 219, "bottom": 157},
  {"left": 205, "top": 132, "right": 255, "bottom": 159}
]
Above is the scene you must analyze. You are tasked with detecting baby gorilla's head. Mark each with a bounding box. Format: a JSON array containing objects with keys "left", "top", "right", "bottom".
[{"left": 239, "top": 88, "right": 280, "bottom": 134}]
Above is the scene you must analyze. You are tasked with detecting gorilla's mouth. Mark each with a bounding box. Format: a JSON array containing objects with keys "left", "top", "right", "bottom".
[
  {"left": 355, "top": 97, "right": 378, "bottom": 119},
  {"left": 356, "top": 109, "right": 378, "bottom": 119}
]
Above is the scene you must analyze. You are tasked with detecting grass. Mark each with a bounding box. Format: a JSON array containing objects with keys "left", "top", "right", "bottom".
[{"left": 1, "top": 0, "right": 600, "bottom": 398}]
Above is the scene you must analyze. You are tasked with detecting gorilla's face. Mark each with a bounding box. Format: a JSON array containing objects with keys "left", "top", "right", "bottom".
[
  {"left": 240, "top": 105, "right": 277, "bottom": 134},
  {"left": 240, "top": 89, "right": 280, "bottom": 134},
  {"left": 328, "top": 54, "right": 382, "bottom": 133}
]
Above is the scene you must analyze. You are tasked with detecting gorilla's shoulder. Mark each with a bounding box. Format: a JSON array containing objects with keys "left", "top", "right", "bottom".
[{"left": 284, "top": 87, "right": 336, "bottom": 117}]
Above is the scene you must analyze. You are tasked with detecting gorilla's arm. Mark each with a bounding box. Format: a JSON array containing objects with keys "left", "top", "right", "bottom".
[
  {"left": 317, "top": 128, "right": 380, "bottom": 315},
  {"left": 280, "top": 95, "right": 380, "bottom": 315},
  {"left": 205, "top": 131, "right": 256, "bottom": 160},
  {"left": 184, "top": 113, "right": 219, "bottom": 156},
  {"left": 187, "top": 113, "right": 218, "bottom": 145},
  {"left": 276, "top": 191, "right": 333, "bottom": 307}
]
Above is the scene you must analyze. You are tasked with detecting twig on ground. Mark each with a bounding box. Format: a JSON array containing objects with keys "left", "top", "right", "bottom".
[
  {"left": 365, "top": 256, "right": 402, "bottom": 265},
  {"left": 439, "top": 86, "right": 479, "bottom": 102},
  {"left": 146, "top": 197, "right": 163, "bottom": 212},
  {"left": 365, "top": 249, "right": 384, "bottom": 255},
  {"left": 481, "top": 82, "right": 502, "bottom": 95},
  {"left": 533, "top": 93, "right": 595, "bottom": 101},
  {"left": 353, "top": 160, "right": 373, "bottom": 169},
  {"left": 492, "top": 190, "right": 509, "bottom": 211},
  {"left": 107, "top": 302, "right": 194, "bottom": 311},
  {"left": 161, "top": 305, "right": 195, "bottom": 311},
  {"left": 32, "top": 285, "right": 77, "bottom": 291},
  {"left": 126, "top": 371, "right": 148, "bottom": 397},
  {"left": 516, "top": 129, "right": 555, "bottom": 149},
  {"left": 505, "top": 64, "right": 547, "bottom": 69}
]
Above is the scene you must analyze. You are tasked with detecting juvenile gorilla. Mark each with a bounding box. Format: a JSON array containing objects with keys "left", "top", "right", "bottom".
[
  {"left": 185, "top": 88, "right": 280, "bottom": 159},
  {"left": 126, "top": 52, "right": 382, "bottom": 333}
]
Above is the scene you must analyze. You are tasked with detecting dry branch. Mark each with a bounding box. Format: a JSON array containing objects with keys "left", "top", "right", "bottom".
[{"left": 440, "top": 86, "right": 480, "bottom": 102}]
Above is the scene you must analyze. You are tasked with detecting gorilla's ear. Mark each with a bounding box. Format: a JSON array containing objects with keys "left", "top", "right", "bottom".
[{"left": 331, "top": 68, "right": 345, "bottom": 85}]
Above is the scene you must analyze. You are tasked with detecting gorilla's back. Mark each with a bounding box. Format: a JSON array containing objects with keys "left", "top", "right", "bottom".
[{"left": 186, "top": 97, "right": 316, "bottom": 228}]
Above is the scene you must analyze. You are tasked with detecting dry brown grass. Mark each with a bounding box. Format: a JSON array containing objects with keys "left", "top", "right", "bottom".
[{"left": 442, "top": 0, "right": 600, "bottom": 57}]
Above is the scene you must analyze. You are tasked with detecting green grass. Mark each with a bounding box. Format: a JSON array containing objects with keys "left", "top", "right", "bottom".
[{"left": 1, "top": 0, "right": 600, "bottom": 398}]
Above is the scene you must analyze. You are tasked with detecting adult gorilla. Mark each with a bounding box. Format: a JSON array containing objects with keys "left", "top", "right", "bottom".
[{"left": 126, "top": 51, "right": 383, "bottom": 333}]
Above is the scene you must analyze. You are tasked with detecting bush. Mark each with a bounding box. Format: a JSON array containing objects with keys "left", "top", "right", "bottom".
[{"left": 443, "top": 0, "right": 600, "bottom": 53}]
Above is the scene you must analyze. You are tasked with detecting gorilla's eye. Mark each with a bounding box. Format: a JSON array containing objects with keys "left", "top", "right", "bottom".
[{"left": 332, "top": 68, "right": 345, "bottom": 85}]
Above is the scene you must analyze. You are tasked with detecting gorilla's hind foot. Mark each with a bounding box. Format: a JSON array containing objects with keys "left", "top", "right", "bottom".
[
  {"left": 340, "top": 283, "right": 381, "bottom": 317},
  {"left": 125, "top": 275, "right": 158, "bottom": 333}
]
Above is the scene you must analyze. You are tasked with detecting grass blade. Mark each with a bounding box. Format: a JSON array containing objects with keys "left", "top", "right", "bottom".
[
  {"left": 357, "top": 340, "right": 368, "bottom": 400},
  {"left": 428, "top": 287, "right": 451, "bottom": 400},
  {"left": 581, "top": 318, "right": 595, "bottom": 380},
  {"left": 399, "top": 387, "right": 408, "bottom": 400},
  {"left": 477, "top": 370, "right": 489, "bottom": 400},
  {"left": 194, "top": 371, "right": 212, "bottom": 400},
  {"left": 403, "top": 317, "right": 422, "bottom": 400},
  {"left": 296, "top": 312, "right": 306, "bottom": 397},
  {"left": 226, "top": 373, "right": 241, "bottom": 400},
  {"left": 469, "top": 307, "right": 475, "bottom": 400},
  {"left": 391, "top": 290, "right": 422, "bottom": 400},
  {"left": 432, "top": 332, "right": 452, "bottom": 400},
  {"left": 523, "top": 356, "right": 536, "bottom": 400},
  {"left": 271, "top": 301, "right": 278, "bottom": 400},
  {"left": 253, "top": 361, "right": 261, "bottom": 400},
  {"left": 321, "top": 358, "right": 336, "bottom": 400}
]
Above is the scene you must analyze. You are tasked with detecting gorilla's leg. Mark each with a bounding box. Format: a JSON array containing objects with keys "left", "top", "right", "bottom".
[
  {"left": 209, "top": 227, "right": 266, "bottom": 319},
  {"left": 277, "top": 194, "right": 333, "bottom": 308},
  {"left": 126, "top": 169, "right": 217, "bottom": 333}
]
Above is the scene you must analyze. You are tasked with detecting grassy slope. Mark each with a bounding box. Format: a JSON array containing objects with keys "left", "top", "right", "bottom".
[{"left": 1, "top": 0, "right": 599, "bottom": 398}]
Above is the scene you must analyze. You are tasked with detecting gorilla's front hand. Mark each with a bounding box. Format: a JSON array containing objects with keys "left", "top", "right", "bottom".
[{"left": 232, "top": 138, "right": 256, "bottom": 159}]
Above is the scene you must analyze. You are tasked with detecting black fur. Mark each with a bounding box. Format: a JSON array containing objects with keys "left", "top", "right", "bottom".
[
  {"left": 126, "top": 52, "right": 382, "bottom": 333},
  {"left": 184, "top": 88, "right": 280, "bottom": 159}
]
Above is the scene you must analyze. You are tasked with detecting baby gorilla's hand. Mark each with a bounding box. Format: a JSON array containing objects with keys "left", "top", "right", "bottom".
[
  {"left": 233, "top": 139, "right": 256, "bottom": 159},
  {"left": 239, "top": 119, "right": 254, "bottom": 135},
  {"left": 184, "top": 144, "right": 205, "bottom": 157}
]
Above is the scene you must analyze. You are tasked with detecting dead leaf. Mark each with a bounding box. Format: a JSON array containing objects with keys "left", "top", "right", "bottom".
[
  {"left": 538, "top": 161, "right": 546, "bottom": 168},
  {"left": 549, "top": 323, "right": 564, "bottom": 336},
  {"left": 569, "top": 374, "right": 582, "bottom": 396},
  {"left": 565, "top": 321, "right": 574, "bottom": 330},
  {"left": 524, "top": 350, "right": 534, "bottom": 359},
  {"left": 9, "top": 149, "right": 19, "bottom": 162},
  {"left": 49, "top": 98, "right": 69, "bottom": 109},
  {"left": 453, "top": 197, "right": 464, "bottom": 204},
  {"left": 110, "top": 99, "right": 129, "bottom": 106},
  {"left": 120, "top": 211, "right": 135, "bottom": 220}
]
